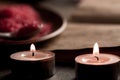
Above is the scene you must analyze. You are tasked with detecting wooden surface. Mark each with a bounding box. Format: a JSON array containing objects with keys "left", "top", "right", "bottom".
[
  {"left": 41, "top": 23, "right": 120, "bottom": 50},
  {"left": 39, "top": 0, "right": 120, "bottom": 50}
]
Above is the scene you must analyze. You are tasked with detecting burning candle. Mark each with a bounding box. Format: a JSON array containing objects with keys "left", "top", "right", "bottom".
[
  {"left": 10, "top": 44, "right": 55, "bottom": 79},
  {"left": 75, "top": 42, "right": 120, "bottom": 80}
]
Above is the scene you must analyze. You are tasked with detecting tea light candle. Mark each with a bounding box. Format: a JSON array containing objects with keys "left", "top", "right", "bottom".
[
  {"left": 10, "top": 44, "right": 55, "bottom": 79},
  {"left": 75, "top": 42, "right": 120, "bottom": 80}
]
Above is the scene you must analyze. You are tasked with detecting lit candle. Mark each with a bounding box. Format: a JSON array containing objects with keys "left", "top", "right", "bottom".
[
  {"left": 75, "top": 42, "right": 120, "bottom": 80},
  {"left": 10, "top": 44, "right": 55, "bottom": 79}
]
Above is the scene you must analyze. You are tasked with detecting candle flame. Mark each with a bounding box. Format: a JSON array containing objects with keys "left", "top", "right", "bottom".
[
  {"left": 93, "top": 42, "right": 99, "bottom": 57},
  {"left": 30, "top": 44, "right": 36, "bottom": 52}
]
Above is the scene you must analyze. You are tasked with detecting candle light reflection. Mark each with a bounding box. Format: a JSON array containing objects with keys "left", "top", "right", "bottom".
[{"left": 21, "top": 54, "right": 26, "bottom": 57}]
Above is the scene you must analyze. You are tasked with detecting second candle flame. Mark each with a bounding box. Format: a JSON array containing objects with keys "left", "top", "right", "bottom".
[{"left": 93, "top": 42, "right": 99, "bottom": 57}]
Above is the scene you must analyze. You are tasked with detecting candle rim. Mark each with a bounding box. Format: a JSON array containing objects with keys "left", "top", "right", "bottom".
[
  {"left": 10, "top": 50, "right": 55, "bottom": 61},
  {"left": 75, "top": 53, "right": 120, "bottom": 65}
]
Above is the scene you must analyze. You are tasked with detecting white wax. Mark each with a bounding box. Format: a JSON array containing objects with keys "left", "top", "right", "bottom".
[
  {"left": 10, "top": 51, "right": 54, "bottom": 61},
  {"left": 75, "top": 53, "right": 120, "bottom": 65}
]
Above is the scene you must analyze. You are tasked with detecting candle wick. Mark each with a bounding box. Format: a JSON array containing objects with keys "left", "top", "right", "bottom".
[
  {"left": 95, "top": 56, "right": 99, "bottom": 61},
  {"left": 32, "top": 52, "right": 34, "bottom": 56}
]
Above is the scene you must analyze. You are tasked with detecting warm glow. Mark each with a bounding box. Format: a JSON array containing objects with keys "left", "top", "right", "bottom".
[
  {"left": 93, "top": 42, "right": 99, "bottom": 57},
  {"left": 30, "top": 44, "right": 36, "bottom": 52},
  {"left": 21, "top": 54, "right": 26, "bottom": 57}
]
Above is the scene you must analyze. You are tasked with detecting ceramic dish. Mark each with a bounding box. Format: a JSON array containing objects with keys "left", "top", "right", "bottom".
[{"left": 0, "top": 5, "right": 67, "bottom": 45}]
